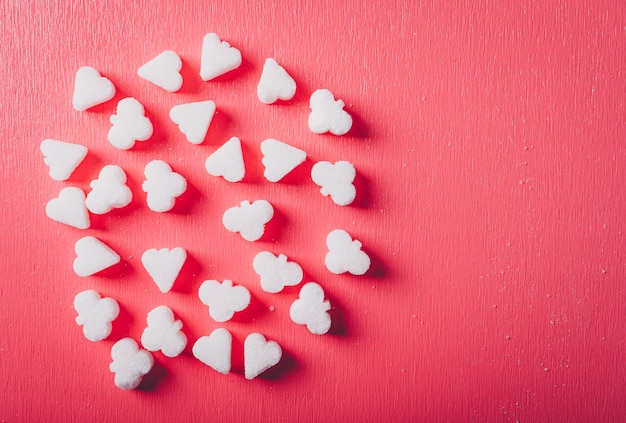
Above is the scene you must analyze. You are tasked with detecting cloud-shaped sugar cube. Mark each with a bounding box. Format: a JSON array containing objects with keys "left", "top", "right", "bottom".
[
  {"left": 74, "top": 290, "right": 120, "bottom": 341},
  {"left": 244, "top": 333, "right": 282, "bottom": 380},
  {"left": 40, "top": 139, "right": 87, "bottom": 181},
  {"left": 200, "top": 33, "right": 242, "bottom": 81},
  {"left": 325, "top": 229, "right": 370, "bottom": 275},
  {"left": 109, "top": 338, "right": 154, "bottom": 390},
  {"left": 141, "top": 247, "right": 187, "bottom": 293},
  {"left": 142, "top": 160, "right": 187, "bottom": 212},
  {"left": 46, "top": 186, "right": 90, "bottom": 229},
  {"left": 311, "top": 161, "right": 356, "bottom": 206},
  {"left": 252, "top": 251, "right": 303, "bottom": 293},
  {"left": 141, "top": 306, "right": 187, "bottom": 358},
  {"left": 85, "top": 165, "right": 132, "bottom": 214},
  {"left": 289, "top": 282, "right": 331, "bottom": 335},
  {"left": 72, "top": 66, "right": 115, "bottom": 111},
  {"left": 257, "top": 58, "right": 296, "bottom": 104},
  {"left": 192, "top": 328, "right": 232, "bottom": 374},
  {"left": 308, "top": 89, "right": 352, "bottom": 136},
  {"left": 222, "top": 200, "right": 274, "bottom": 242},
  {"left": 198, "top": 279, "right": 250, "bottom": 322},
  {"left": 137, "top": 50, "right": 183, "bottom": 92},
  {"left": 108, "top": 97, "right": 153, "bottom": 150}
]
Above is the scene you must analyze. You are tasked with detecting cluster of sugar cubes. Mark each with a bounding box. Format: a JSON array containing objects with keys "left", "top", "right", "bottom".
[{"left": 43, "top": 32, "right": 372, "bottom": 389}]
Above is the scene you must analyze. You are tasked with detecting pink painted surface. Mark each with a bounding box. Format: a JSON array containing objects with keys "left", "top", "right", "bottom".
[{"left": 1, "top": 1, "right": 625, "bottom": 421}]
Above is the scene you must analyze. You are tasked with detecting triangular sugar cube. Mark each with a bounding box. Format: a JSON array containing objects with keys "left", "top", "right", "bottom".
[
  {"left": 260, "top": 139, "right": 306, "bottom": 182},
  {"left": 169, "top": 100, "right": 216, "bottom": 145},
  {"left": 40, "top": 139, "right": 88, "bottom": 181},
  {"left": 205, "top": 137, "right": 245, "bottom": 182}
]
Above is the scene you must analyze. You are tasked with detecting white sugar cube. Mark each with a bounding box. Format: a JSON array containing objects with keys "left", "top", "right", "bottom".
[
  {"left": 110, "top": 338, "right": 153, "bottom": 390},
  {"left": 40, "top": 139, "right": 87, "bottom": 181},
  {"left": 74, "top": 290, "right": 119, "bottom": 341},
  {"left": 141, "top": 306, "right": 187, "bottom": 358},
  {"left": 289, "top": 282, "right": 331, "bottom": 335},
  {"left": 46, "top": 186, "right": 90, "bottom": 229},
  {"left": 222, "top": 200, "right": 274, "bottom": 242},
  {"left": 325, "top": 229, "right": 370, "bottom": 275},
  {"left": 244, "top": 333, "right": 282, "bottom": 380}
]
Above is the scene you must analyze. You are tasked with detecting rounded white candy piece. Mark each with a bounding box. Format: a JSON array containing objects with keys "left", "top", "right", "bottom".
[
  {"left": 141, "top": 306, "right": 187, "bottom": 358},
  {"left": 289, "top": 282, "right": 331, "bottom": 335},
  {"left": 252, "top": 251, "right": 303, "bottom": 293},
  {"left": 205, "top": 137, "right": 245, "bottom": 182},
  {"left": 198, "top": 279, "right": 250, "bottom": 322},
  {"left": 108, "top": 97, "right": 153, "bottom": 150},
  {"left": 110, "top": 338, "right": 154, "bottom": 390},
  {"left": 74, "top": 290, "right": 119, "bottom": 341},
  {"left": 170, "top": 100, "right": 216, "bottom": 145},
  {"left": 86, "top": 165, "right": 132, "bottom": 215},
  {"left": 308, "top": 89, "right": 352, "bottom": 136},
  {"left": 222, "top": 200, "right": 274, "bottom": 242},
  {"left": 311, "top": 161, "right": 356, "bottom": 206},
  {"left": 142, "top": 160, "right": 187, "bottom": 212},
  {"left": 325, "top": 229, "right": 370, "bottom": 275}
]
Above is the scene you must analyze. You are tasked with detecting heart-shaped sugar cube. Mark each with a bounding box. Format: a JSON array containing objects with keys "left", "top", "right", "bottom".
[
  {"left": 73, "top": 236, "right": 121, "bottom": 277},
  {"left": 141, "top": 247, "right": 187, "bottom": 293},
  {"left": 72, "top": 66, "right": 116, "bottom": 111},
  {"left": 46, "top": 187, "right": 90, "bottom": 229},
  {"left": 192, "top": 328, "right": 232, "bottom": 374},
  {"left": 137, "top": 50, "right": 183, "bottom": 92},
  {"left": 244, "top": 332, "right": 282, "bottom": 380},
  {"left": 257, "top": 58, "right": 297, "bottom": 104}
]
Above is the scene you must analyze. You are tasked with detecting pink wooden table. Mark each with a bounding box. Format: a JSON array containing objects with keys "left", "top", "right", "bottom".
[{"left": 2, "top": 1, "right": 625, "bottom": 421}]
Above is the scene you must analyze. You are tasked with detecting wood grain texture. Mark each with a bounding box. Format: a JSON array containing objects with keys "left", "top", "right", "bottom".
[{"left": 1, "top": 1, "right": 625, "bottom": 421}]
